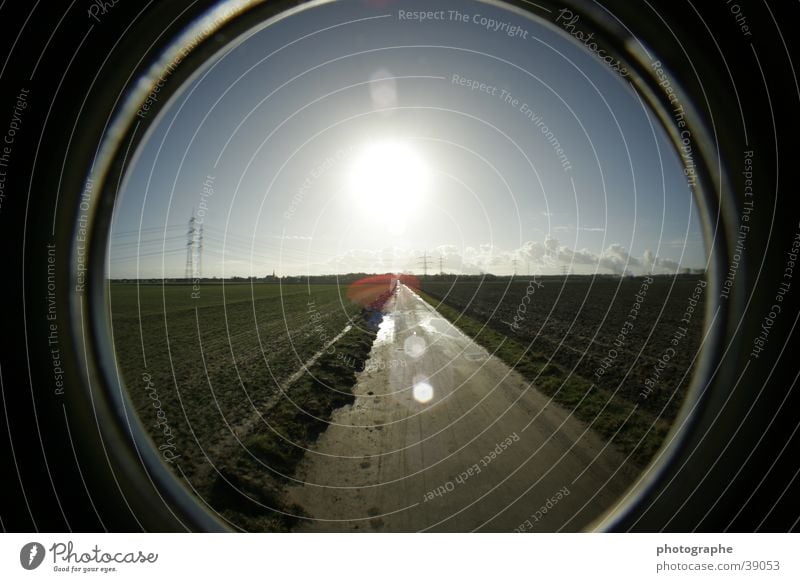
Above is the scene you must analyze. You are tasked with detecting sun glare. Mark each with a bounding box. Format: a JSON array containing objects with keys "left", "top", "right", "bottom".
[{"left": 348, "top": 141, "right": 430, "bottom": 224}]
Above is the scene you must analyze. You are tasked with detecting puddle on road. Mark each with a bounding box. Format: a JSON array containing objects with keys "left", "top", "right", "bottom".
[
  {"left": 418, "top": 315, "right": 460, "bottom": 338},
  {"left": 375, "top": 314, "right": 396, "bottom": 345}
]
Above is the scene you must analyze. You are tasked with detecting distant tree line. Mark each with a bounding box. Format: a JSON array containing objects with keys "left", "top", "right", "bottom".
[{"left": 109, "top": 269, "right": 705, "bottom": 285}]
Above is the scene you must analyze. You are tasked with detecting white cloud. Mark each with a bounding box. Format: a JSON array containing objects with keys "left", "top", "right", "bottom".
[
  {"left": 317, "top": 238, "right": 689, "bottom": 276},
  {"left": 544, "top": 234, "right": 560, "bottom": 255},
  {"left": 273, "top": 234, "right": 313, "bottom": 241},
  {"left": 598, "top": 243, "right": 639, "bottom": 275},
  {"left": 553, "top": 225, "right": 606, "bottom": 233},
  {"left": 643, "top": 248, "right": 682, "bottom": 274}
]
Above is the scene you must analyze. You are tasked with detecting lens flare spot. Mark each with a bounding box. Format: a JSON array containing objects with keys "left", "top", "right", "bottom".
[
  {"left": 369, "top": 68, "right": 397, "bottom": 112},
  {"left": 404, "top": 333, "right": 426, "bottom": 358},
  {"left": 413, "top": 381, "right": 434, "bottom": 403}
]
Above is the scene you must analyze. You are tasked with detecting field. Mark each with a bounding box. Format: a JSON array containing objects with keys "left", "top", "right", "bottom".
[
  {"left": 109, "top": 281, "right": 378, "bottom": 531},
  {"left": 109, "top": 274, "right": 707, "bottom": 530},
  {"left": 421, "top": 274, "right": 707, "bottom": 464}
]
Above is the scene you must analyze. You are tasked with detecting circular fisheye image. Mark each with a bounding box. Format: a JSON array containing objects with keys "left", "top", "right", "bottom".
[{"left": 106, "top": 0, "right": 708, "bottom": 531}]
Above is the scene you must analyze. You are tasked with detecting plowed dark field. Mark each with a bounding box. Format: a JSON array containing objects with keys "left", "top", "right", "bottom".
[{"left": 422, "top": 274, "right": 707, "bottom": 460}]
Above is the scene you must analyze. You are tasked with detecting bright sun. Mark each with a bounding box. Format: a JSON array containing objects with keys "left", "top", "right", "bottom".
[{"left": 348, "top": 141, "right": 430, "bottom": 227}]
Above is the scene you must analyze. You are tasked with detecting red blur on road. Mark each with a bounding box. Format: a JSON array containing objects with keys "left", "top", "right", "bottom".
[{"left": 346, "top": 273, "right": 420, "bottom": 311}]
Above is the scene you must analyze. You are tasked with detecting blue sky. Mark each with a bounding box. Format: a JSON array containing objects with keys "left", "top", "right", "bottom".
[{"left": 108, "top": 0, "right": 705, "bottom": 278}]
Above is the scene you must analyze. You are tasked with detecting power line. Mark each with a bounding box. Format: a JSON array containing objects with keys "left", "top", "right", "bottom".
[
  {"left": 418, "top": 252, "right": 430, "bottom": 278},
  {"left": 185, "top": 213, "right": 195, "bottom": 281},
  {"left": 197, "top": 223, "right": 204, "bottom": 279}
]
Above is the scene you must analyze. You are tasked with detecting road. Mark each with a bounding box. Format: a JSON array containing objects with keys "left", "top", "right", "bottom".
[{"left": 285, "top": 283, "right": 640, "bottom": 531}]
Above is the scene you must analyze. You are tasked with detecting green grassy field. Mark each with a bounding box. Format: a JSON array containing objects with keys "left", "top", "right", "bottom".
[{"left": 109, "top": 282, "right": 376, "bottom": 530}]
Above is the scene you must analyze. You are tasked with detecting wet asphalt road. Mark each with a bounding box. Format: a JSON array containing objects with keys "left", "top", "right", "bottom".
[{"left": 286, "top": 283, "right": 639, "bottom": 531}]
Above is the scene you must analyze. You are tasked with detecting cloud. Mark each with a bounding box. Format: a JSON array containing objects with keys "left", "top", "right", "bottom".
[
  {"left": 462, "top": 244, "right": 512, "bottom": 269},
  {"left": 567, "top": 247, "right": 599, "bottom": 265},
  {"left": 643, "top": 249, "right": 682, "bottom": 274},
  {"left": 321, "top": 238, "right": 686, "bottom": 276},
  {"left": 656, "top": 257, "right": 680, "bottom": 271},
  {"left": 273, "top": 234, "right": 313, "bottom": 241},
  {"left": 643, "top": 249, "right": 655, "bottom": 271},
  {"left": 598, "top": 244, "right": 640, "bottom": 275},
  {"left": 517, "top": 241, "right": 547, "bottom": 262},
  {"left": 553, "top": 225, "right": 606, "bottom": 233},
  {"left": 331, "top": 247, "right": 418, "bottom": 271},
  {"left": 435, "top": 244, "right": 460, "bottom": 256},
  {"left": 544, "top": 234, "right": 560, "bottom": 255},
  {"left": 663, "top": 236, "right": 702, "bottom": 248}
]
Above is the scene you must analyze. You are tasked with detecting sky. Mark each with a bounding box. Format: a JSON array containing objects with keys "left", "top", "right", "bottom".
[{"left": 108, "top": 0, "right": 706, "bottom": 279}]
